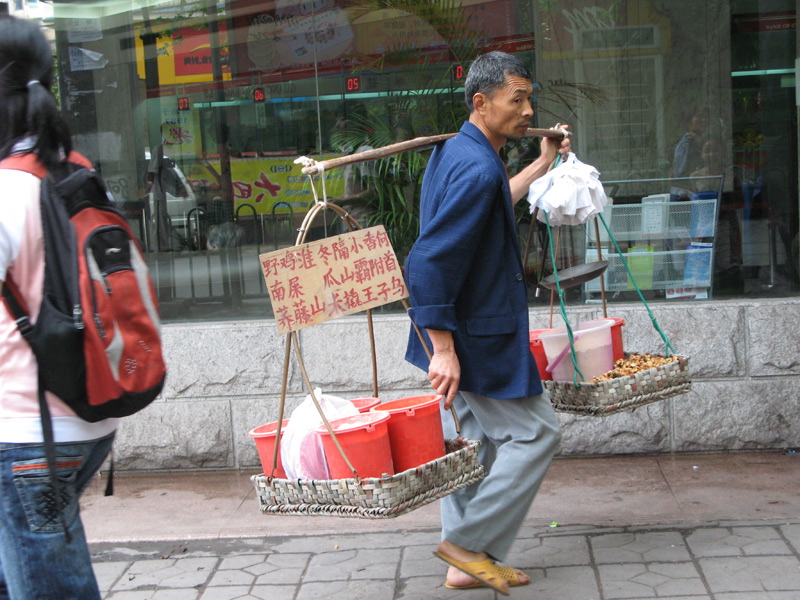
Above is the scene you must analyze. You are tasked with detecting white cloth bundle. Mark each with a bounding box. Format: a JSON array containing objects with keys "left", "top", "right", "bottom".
[{"left": 528, "top": 153, "right": 608, "bottom": 226}]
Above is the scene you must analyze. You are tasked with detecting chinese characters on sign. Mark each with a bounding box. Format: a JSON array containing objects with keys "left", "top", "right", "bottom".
[{"left": 260, "top": 226, "right": 408, "bottom": 334}]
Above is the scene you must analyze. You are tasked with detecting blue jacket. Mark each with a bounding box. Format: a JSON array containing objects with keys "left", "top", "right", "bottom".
[{"left": 405, "top": 122, "right": 543, "bottom": 399}]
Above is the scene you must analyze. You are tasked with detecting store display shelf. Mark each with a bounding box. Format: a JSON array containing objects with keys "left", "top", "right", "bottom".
[
  {"left": 583, "top": 247, "right": 713, "bottom": 292},
  {"left": 589, "top": 198, "right": 718, "bottom": 243}
]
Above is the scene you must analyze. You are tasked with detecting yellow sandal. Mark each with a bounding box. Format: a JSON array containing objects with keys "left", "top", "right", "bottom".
[
  {"left": 444, "top": 563, "right": 530, "bottom": 590},
  {"left": 433, "top": 551, "right": 511, "bottom": 595}
]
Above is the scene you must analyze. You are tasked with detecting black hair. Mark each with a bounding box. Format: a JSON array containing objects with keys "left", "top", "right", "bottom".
[
  {"left": 0, "top": 15, "right": 72, "bottom": 169},
  {"left": 464, "top": 51, "right": 532, "bottom": 112}
]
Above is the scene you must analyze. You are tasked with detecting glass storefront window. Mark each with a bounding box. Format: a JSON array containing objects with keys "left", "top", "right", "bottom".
[
  {"left": 46, "top": 0, "right": 798, "bottom": 323},
  {"left": 534, "top": 0, "right": 798, "bottom": 302},
  {"left": 730, "top": 5, "right": 798, "bottom": 294}
]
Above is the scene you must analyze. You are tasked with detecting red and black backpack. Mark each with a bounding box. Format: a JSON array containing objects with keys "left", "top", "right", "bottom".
[{"left": 1, "top": 152, "right": 166, "bottom": 419}]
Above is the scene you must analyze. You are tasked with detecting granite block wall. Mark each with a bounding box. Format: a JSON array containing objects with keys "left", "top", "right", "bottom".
[{"left": 112, "top": 299, "right": 800, "bottom": 471}]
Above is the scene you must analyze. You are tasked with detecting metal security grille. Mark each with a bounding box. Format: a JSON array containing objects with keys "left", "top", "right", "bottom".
[{"left": 575, "top": 54, "right": 665, "bottom": 180}]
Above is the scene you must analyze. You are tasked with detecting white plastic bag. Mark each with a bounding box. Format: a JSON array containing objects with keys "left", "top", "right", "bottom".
[
  {"left": 528, "top": 152, "right": 608, "bottom": 226},
  {"left": 281, "top": 388, "right": 359, "bottom": 480}
]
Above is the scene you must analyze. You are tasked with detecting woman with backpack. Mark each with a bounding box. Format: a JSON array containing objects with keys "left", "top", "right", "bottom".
[{"left": 0, "top": 15, "right": 118, "bottom": 599}]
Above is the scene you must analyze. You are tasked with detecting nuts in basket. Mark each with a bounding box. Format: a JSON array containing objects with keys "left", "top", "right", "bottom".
[{"left": 590, "top": 353, "right": 678, "bottom": 383}]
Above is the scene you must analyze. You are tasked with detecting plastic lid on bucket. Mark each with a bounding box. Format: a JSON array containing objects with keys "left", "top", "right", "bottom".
[
  {"left": 539, "top": 318, "right": 613, "bottom": 341},
  {"left": 249, "top": 420, "right": 289, "bottom": 439},
  {"left": 350, "top": 397, "right": 381, "bottom": 412},
  {"left": 580, "top": 317, "right": 625, "bottom": 329},
  {"left": 316, "top": 411, "right": 391, "bottom": 435},
  {"left": 375, "top": 395, "right": 441, "bottom": 416}
]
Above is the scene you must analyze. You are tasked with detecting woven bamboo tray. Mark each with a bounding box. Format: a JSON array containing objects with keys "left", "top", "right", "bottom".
[
  {"left": 544, "top": 354, "right": 690, "bottom": 417},
  {"left": 252, "top": 438, "right": 483, "bottom": 518}
]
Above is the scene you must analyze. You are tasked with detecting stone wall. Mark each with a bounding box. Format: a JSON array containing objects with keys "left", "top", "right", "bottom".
[{"left": 113, "top": 298, "right": 800, "bottom": 471}]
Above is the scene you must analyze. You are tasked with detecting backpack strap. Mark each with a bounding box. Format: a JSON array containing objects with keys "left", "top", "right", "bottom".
[
  {"left": 36, "top": 379, "right": 73, "bottom": 543},
  {"left": 0, "top": 150, "right": 96, "bottom": 331},
  {"left": 1, "top": 274, "right": 34, "bottom": 339},
  {"left": 1, "top": 283, "right": 73, "bottom": 541}
]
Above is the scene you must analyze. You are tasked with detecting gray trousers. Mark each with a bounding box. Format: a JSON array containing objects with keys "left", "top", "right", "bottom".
[{"left": 440, "top": 390, "right": 562, "bottom": 561}]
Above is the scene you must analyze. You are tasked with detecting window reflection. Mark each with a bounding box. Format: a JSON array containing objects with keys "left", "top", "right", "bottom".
[{"left": 50, "top": 0, "right": 798, "bottom": 322}]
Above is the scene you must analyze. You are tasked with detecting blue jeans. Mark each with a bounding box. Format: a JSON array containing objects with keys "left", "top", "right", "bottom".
[{"left": 0, "top": 433, "right": 115, "bottom": 600}]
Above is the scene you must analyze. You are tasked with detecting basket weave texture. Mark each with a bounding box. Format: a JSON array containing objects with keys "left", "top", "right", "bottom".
[
  {"left": 544, "top": 355, "right": 690, "bottom": 417},
  {"left": 251, "top": 438, "right": 483, "bottom": 518}
]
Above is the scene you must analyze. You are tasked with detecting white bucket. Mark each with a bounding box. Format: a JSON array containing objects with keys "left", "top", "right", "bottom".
[{"left": 539, "top": 319, "right": 614, "bottom": 382}]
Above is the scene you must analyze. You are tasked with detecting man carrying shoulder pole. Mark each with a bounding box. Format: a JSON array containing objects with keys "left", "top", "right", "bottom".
[{"left": 404, "top": 51, "right": 570, "bottom": 595}]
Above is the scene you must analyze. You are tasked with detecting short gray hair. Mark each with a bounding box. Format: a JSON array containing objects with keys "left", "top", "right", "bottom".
[{"left": 464, "top": 51, "right": 532, "bottom": 112}]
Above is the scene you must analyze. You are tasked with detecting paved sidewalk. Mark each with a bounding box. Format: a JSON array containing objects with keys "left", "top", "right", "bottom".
[{"left": 82, "top": 452, "right": 800, "bottom": 599}]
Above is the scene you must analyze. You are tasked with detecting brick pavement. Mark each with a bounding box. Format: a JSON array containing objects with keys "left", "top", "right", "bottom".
[
  {"left": 90, "top": 519, "right": 800, "bottom": 599},
  {"left": 84, "top": 452, "right": 800, "bottom": 599}
]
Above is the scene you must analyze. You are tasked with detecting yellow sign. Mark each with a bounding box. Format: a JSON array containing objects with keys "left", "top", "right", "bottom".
[
  {"left": 134, "top": 24, "right": 232, "bottom": 86},
  {"left": 160, "top": 106, "right": 203, "bottom": 156},
  {"left": 260, "top": 226, "right": 408, "bottom": 334},
  {"left": 185, "top": 157, "right": 345, "bottom": 215}
]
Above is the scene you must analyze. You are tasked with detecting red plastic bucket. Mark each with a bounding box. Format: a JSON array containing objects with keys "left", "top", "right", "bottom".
[
  {"left": 316, "top": 412, "right": 394, "bottom": 479},
  {"left": 350, "top": 397, "right": 381, "bottom": 413},
  {"left": 582, "top": 317, "right": 626, "bottom": 362},
  {"left": 249, "top": 420, "right": 289, "bottom": 478},
  {"left": 373, "top": 395, "right": 445, "bottom": 473},
  {"left": 529, "top": 330, "right": 552, "bottom": 381}
]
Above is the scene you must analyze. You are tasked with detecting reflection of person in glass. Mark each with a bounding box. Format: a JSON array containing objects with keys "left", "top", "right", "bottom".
[
  {"left": 690, "top": 139, "right": 722, "bottom": 188},
  {"left": 690, "top": 139, "right": 743, "bottom": 292},
  {"left": 670, "top": 109, "right": 707, "bottom": 200},
  {"left": 761, "top": 110, "right": 799, "bottom": 284},
  {"left": 145, "top": 126, "right": 189, "bottom": 252}
]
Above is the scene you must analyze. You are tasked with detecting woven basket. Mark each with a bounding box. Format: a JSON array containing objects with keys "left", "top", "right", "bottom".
[
  {"left": 252, "top": 438, "right": 483, "bottom": 518},
  {"left": 544, "top": 354, "right": 691, "bottom": 417}
]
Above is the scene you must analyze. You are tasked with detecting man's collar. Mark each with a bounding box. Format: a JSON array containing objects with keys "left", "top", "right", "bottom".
[{"left": 460, "top": 121, "right": 499, "bottom": 156}]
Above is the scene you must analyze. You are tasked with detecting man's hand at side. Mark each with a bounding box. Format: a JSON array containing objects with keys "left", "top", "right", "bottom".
[{"left": 426, "top": 329, "right": 461, "bottom": 410}]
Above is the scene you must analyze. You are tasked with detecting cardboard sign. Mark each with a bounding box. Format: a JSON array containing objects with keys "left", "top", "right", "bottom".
[{"left": 259, "top": 226, "right": 408, "bottom": 334}]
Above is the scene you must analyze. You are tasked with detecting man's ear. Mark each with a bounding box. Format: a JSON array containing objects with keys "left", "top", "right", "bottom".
[{"left": 472, "top": 92, "right": 487, "bottom": 113}]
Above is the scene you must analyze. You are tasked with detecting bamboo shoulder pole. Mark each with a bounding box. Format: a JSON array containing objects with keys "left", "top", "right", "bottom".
[{"left": 300, "top": 127, "right": 569, "bottom": 175}]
